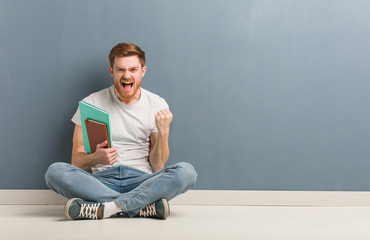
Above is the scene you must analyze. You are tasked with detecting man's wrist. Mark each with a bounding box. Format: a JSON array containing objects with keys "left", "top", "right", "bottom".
[{"left": 157, "top": 130, "right": 169, "bottom": 137}]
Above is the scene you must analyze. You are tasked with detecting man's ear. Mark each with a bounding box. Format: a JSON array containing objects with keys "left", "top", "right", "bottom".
[
  {"left": 141, "top": 65, "right": 147, "bottom": 77},
  {"left": 109, "top": 66, "right": 114, "bottom": 77}
]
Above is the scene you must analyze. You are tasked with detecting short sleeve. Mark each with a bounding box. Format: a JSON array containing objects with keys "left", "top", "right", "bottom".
[
  {"left": 71, "top": 106, "right": 81, "bottom": 126},
  {"left": 71, "top": 95, "right": 94, "bottom": 126}
]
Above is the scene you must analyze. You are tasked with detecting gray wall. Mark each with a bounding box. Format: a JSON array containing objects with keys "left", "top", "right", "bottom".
[{"left": 1, "top": 0, "right": 370, "bottom": 190}]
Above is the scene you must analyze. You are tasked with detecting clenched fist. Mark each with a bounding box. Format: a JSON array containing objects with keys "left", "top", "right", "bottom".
[{"left": 155, "top": 109, "right": 173, "bottom": 134}]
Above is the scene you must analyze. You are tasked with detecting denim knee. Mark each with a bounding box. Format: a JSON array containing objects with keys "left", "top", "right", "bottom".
[
  {"left": 45, "top": 162, "right": 71, "bottom": 188},
  {"left": 173, "top": 162, "right": 197, "bottom": 189}
]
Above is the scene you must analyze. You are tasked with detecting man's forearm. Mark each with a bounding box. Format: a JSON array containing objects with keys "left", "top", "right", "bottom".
[
  {"left": 149, "top": 133, "right": 170, "bottom": 172},
  {"left": 71, "top": 141, "right": 118, "bottom": 170},
  {"left": 71, "top": 152, "right": 97, "bottom": 170}
]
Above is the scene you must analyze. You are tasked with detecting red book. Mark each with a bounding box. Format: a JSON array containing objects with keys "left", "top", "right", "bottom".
[{"left": 84, "top": 118, "right": 111, "bottom": 153}]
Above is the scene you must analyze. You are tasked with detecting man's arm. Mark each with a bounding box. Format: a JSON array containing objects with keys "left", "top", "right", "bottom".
[
  {"left": 149, "top": 109, "right": 173, "bottom": 172},
  {"left": 71, "top": 124, "right": 118, "bottom": 170}
]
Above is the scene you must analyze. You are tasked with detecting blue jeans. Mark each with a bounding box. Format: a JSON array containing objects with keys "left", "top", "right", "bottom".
[{"left": 45, "top": 162, "right": 197, "bottom": 217}]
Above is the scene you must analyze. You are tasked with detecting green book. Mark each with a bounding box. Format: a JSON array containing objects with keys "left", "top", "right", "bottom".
[{"left": 79, "top": 101, "right": 113, "bottom": 153}]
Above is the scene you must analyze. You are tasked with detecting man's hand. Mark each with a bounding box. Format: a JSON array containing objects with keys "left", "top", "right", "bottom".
[
  {"left": 91, "top": 141, "right": 118, "bottom": 165},
  {"left": 155, "top": 109, "right": 173, "bottom": 135}
]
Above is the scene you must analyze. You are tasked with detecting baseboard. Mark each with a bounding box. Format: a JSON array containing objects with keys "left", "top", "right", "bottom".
[{"left": 1, "top": 190, "right": 370, "bottom": 206}]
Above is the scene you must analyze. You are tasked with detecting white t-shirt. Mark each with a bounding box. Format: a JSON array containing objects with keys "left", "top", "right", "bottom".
[{"left": 71, "top": 86, "right": 169, "bottom": 174}]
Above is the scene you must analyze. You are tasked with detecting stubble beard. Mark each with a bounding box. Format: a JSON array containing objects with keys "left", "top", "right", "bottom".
[{"left": 114, "top": 79, "right": 141, "bottom": 102}]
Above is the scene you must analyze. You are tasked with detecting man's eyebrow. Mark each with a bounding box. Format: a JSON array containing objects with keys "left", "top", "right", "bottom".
[{"left": 115, "top": 67, "right": 139, "bottom": 70}]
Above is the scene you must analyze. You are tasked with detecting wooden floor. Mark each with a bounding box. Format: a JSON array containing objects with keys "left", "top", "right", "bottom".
[{"left": 1, "top": 204, "right": 370, "bottom": 240}]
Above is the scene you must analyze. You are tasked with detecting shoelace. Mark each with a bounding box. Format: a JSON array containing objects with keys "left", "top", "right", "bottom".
[
  {"left": 79, "top": 203, "right": 101, "bottom": 220},
  {"left": 139, "top": 203, "right": 157, "bottom": 218}
]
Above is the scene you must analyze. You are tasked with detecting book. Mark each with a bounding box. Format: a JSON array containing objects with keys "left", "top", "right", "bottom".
[
  {"left": 85, "top": 118, "right": 111, "bottom": 153},
  {"left": 79, "top": 101, "right": 113, "bottom": 154}
]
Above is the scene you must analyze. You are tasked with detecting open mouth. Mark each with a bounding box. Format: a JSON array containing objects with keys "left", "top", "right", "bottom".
[{"left": 121, "top": 82, "right": 134, "bottom": 90}]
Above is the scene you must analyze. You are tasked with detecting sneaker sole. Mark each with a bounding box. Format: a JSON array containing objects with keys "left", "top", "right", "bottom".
[
  {"left": 64, "top": 198, "right": 82, "bottom": 220},
  {"left": 162, "top": 199, "right": 170, "bottom": 219}
]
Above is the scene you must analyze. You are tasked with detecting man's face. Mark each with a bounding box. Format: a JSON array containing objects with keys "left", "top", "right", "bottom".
[{"left": 110, "top": 55, "right": 147, "bottom": 104}]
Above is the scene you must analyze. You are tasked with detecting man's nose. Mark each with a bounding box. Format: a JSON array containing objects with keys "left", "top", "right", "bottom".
[{"left": 122, "top": 71, "right": 131, "bottom": 80}]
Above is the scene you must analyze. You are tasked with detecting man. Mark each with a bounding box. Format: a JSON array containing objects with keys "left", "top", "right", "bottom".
[{"left": 45, "top": 43, "right": 197, "bottom": 220}]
